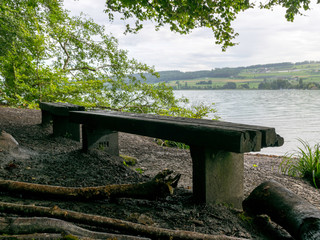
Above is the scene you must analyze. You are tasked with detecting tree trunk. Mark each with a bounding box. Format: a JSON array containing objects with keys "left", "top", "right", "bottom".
[
  {"left": 243, "top": 180, "right": 320, "bottom": 240},
  {"left": 0, "top": 201, "right": 247, "bottom": 240},
  {"left": 0, "top": 216, "right": 150, "bottom": 240},
  {"left": 0, "top": 170, "right": 180, "bottom": 200}
]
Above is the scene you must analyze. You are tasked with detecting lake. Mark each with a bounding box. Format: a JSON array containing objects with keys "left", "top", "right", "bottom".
[{"left": 174, "top": 90, "right": 320, "bottom": 156}]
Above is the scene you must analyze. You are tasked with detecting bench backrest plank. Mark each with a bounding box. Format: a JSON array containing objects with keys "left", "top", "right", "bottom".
[{"left": 70, "top": 111, "right": 283, "bottom": 153}]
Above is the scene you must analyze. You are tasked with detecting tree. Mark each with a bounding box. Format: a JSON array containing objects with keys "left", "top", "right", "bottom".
[
  {"left": 105, "top": 0, "right": 315, "bottom": 51},
  {"left": 0, "top": 0, "right": 215, "bottom": 118},
  {"left": 222, "top": 82, "right": 237, "bottom": 89}
]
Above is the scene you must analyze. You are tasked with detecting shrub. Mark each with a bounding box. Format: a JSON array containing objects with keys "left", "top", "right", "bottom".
[{"left": 280, "top": 139, "right": 320, "bottom": 188}]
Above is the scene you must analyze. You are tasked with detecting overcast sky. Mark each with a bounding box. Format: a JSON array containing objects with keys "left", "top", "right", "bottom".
[{"left": 63, "top": 0, "right": 320, "bottom": 72}]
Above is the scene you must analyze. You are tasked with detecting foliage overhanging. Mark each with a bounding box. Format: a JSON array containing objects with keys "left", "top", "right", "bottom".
[
  {"left": 105, "top": 0, "right": 315, "bottom": 51},
  {"left": 0, "top": 0, "right": 216, "bottom": 118}
]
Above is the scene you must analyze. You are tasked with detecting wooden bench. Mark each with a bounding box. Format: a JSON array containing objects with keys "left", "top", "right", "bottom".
[
  {"left": 69, "top": 110, "right": 284, "bottom": 208},
  {"left": 39, "top": 102, "right": 85, "bottom": 141}
]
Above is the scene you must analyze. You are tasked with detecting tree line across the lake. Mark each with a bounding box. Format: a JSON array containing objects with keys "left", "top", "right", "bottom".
[{"left": 142, "top": 61, "right": 320, "bottom": 90}]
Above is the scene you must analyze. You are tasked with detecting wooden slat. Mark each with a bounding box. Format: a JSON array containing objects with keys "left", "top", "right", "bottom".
[
  {"left": 69, "top": 111, "right": 284, "bottom": 153},
  {"left": 39, "top": 102, "right": 85, "bottom": 116},
  {"left": 92, "top": 111, "right": 280, "bottom": 148}
]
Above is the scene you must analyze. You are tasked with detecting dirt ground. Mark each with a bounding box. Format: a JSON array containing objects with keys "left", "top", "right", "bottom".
[{"left": 1, "top": 106, "right": 320, "bottom": 239}]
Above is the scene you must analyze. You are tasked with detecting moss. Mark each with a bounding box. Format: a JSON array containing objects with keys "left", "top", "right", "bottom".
[
  {"left": 61, "top": 235, "right": 79, "bottom": 240},
  {"left": 238, "top": 212, "right": 253, "bottom": 224},
  {"left": 121, "top": 154, "right": 137, "bottom": 166}
]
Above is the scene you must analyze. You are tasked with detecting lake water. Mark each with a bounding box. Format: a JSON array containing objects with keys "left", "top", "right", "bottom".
[{"left": 174, "top": 90, "right": 320, "bottom": 156}]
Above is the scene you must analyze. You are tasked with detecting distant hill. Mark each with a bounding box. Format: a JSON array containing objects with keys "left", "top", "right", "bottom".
[
  {"left": 143, "top": 61, "right": 317, "bottom": 83},
  {"left": 138, "top": 60, "right": 320, "bottom": 90},
  {"left": 143, "top": 68, "right": 244, "bottom": 83}
]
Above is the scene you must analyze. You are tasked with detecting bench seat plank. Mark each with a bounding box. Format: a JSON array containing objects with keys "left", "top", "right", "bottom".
[
  {"left": 70, "top": 111, "right": 282, "bottom": 153},
  {"left": 85, "top": 110, "right": 283, "bottom": 148}
]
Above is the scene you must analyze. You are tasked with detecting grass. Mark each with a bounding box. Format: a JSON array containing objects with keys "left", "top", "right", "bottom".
[
  {"left": 280, "top": 139, "right": 320, "bottom": 188},
  {"left": 155, "top": 138, "right": 190, "bottom": 150}
]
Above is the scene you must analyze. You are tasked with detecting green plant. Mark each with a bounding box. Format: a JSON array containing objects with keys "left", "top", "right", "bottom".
[
  {"left": 121, "top": 154, "right": 137, "bottom": 166},
  {"left": 238, "top": 212, "right": 253, "bottom": 224},
  {"left": 167, "top": 140, "right": 190, "bottom": 150},
  {"left": 155, "top": 138, "right": 190, "bottom": 150},
  {"left": 97, "top": 142, "right": 107, "bottom": 151},
  {"left": 280, "top": 139, "right": 320, "bottom": 188},
  {"left": 135, "top": 168, "right": 144, "bottom": 174},
  {"left": 63, "top": 132, "right": 73, "bottom": 138},
  {"left": 61, "top": 235, "right": 79, "bottom": 240}
]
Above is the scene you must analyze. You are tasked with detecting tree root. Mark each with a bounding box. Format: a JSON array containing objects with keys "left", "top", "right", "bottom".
[
  {"left": 0, "top": 216, "right": 150, "bottom": 240},
  {"left": 0, "top": 201, "right": 247, "bottom": 240}
]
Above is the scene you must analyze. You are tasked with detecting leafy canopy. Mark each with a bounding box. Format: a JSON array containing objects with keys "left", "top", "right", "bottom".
[
  {"left": 105, "top": 0, "right": 315, "bottom": 50},
  {"left": 0, "top": 0, "right": 216, "bottom": 118}
]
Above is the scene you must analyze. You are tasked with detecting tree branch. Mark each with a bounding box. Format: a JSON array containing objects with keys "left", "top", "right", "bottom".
[
  {"left": 59, "top": 40, "right": 70, "bottom": 70},
  {"left": 64, "top": 64, "right": 112, "bottom": 72}
]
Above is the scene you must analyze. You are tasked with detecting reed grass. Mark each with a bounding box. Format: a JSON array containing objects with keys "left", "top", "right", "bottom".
[{"left": 280, "top": 139, "right": 320, "bottom": 188}]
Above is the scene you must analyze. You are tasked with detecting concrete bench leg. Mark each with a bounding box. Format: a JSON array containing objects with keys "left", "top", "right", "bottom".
[
  {"left": 41, "top": 110, "right": 52, "bottom": 127},
  {"left": 82, "top": 125, "right": 119, "bottom": 155},
  {"left": 52, "top": 115, "right": 82, "bottom": 141},
  {"left": 190, "top": 146, "right": 244, "bottom": 209}
]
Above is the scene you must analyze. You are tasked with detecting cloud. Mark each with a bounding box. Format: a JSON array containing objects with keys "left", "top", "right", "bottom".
[{"left": 63, "top": 0, "right": 320, "bottom": 71}]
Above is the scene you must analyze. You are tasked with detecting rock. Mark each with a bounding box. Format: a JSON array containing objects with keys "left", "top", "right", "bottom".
[{"left": 0, "top": 131, "right": 19, "bottom": 152}]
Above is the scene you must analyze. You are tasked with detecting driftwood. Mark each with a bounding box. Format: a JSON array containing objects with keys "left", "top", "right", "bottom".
[
  {"left": 0, "top": 170, "right": 181, "bottom": 200},
  {"left": 0, "top": 201, "right": 248, "bottom": 240},
  {"left": 0, "top": 233, "right": 62, "bottom": 240},
  {"left": 0, "top": 216, "right": 150, "bottom": 240},
  {"left": 243, "top": 180, "right": 320, "bottom": 240}
]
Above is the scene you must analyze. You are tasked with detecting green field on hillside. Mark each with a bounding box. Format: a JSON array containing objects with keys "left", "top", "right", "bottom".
[
  {"left": 166, "top": 78, "right": 262, "bottom": 89},
  {"left": 150, "top": 61, "right": 320, "bottom": 90}
]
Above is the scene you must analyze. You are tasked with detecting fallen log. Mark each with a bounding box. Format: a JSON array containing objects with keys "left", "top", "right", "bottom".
[
  {"left": 243, "top": 180, "right": 320, "bottom": 240},
  {"left": 0, "top": 233, "right": 62, "bottom": 240},
  {"left": 0, "top": 201, "right": 248, "bottom": 240},
  {"left": 0, "top": 216, "right": 150, "bottom": 240},
  {"left": 0, "top": 170, "right": 180, "bottom": 200}
]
